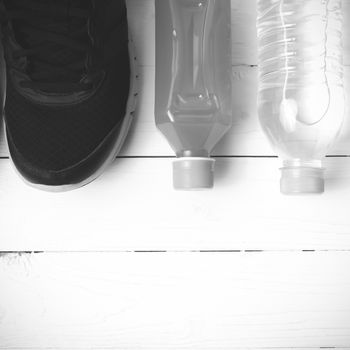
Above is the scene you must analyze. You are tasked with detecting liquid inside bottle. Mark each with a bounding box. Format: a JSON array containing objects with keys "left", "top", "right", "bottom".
[
  {"left": 155, "top": 0, "right": 232, "bottom": 189},
  {"left": 257, "top": 0, "right": 345, "bottom": 194}
]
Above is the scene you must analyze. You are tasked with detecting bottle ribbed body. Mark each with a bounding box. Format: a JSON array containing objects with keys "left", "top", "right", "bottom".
[{"left": 257, "top": 0, "right": 344, "bottom": 193}]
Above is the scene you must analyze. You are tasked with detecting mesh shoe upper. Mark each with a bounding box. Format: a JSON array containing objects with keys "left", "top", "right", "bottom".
[
  {"left": 2, "top": 0, "right": 131, "bottom": 182},
  {"left": 6, "top": 57, "right": 130, "bottom": 171}
]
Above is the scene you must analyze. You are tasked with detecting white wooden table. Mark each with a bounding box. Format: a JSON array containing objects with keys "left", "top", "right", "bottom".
[{"left": 1, "top": 0, "right": 350, "bottom": 348}]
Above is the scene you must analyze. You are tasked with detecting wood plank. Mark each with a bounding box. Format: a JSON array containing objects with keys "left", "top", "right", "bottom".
[
  {"left": 127, "top": 0, "right": 155, "bottom": 67},
  {"left": 0, "top": 252, "right": 350, "bottom": 349},
  {"left": 230, "top": 0, "right": 258, "bottom": 66},
  {"left": 0, "top": 0, "right": 348, "bottom": 157},
  {"left": 1, "top": 157, "right": 350, "bottom": 251},
  {"left": 345, "top": 0, "right": 350, "bottom": 65}
]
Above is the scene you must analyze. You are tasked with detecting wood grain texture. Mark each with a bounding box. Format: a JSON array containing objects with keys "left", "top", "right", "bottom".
[
  {"left": 1, "top": 157, "right": 350, "bottom": 251},
  {"left": 1, "top": 2, "right": 350, "bottom": 349},
  {"left": 0, "top": 252, "right": 350, "bottom": 349}
]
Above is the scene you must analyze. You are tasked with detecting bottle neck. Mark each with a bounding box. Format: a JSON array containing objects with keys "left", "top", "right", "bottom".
[
  {"left": 280, "top": 159, "right": 325, "bottom": 195},
  {"left": 282, "top": 159, "right": 323, "bottom": 169},
  {"left": 177, "top": 150, "right": 210, "bottom": 158}
]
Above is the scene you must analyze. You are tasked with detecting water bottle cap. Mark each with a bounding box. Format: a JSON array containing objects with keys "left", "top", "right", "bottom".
[
  {"left": 173, "top": 157, "right": 215, "bottom": 190},
  {"left": 280, "top": 166, "right": 325, "bottom": 195}
]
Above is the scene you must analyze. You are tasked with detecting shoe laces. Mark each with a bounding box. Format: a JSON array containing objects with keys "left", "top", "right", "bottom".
[{"left": 3, "top": 0, "right": 93, "bottom": 93}]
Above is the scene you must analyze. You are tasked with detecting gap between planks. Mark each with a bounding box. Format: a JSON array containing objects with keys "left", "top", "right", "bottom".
[
  {"left": 2, "top": 250, "right": 350, "bottom": 255},
  {"left": 2, "top": 155, "right": 350, "bottom": 160}
]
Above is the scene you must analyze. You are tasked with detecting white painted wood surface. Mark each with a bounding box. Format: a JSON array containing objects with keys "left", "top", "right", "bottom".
[
  {"left": 2, "top": 156, "right": 350, "bottom": 252},
  {"left": 1, "top": 252, "right": 350, "bottom": 349},
  {"left": 1, "top": 0, "right": 350, "bottom": 349}
]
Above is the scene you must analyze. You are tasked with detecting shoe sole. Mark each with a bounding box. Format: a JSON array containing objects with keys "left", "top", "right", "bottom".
[{"left": 7, "top": 32, "right": 139, "bottom": 193}]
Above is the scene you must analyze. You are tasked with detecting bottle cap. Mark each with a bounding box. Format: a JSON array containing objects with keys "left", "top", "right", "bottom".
[
  {"left": 173, "top": 157, "right": 215, "bottom": 190},
  {"left": 280, "top": 166, "right": 325, "bottom": 195}
]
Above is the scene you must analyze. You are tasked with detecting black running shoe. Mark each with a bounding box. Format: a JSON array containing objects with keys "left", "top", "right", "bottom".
[{"left": 0, "top": 0, "right": 137, "bottom": 191}]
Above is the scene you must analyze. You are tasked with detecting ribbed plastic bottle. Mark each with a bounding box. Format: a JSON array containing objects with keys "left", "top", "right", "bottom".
[
  {"left": 257, "top": 0, "right": 345, "bottom": 194},
  {"left": 155, "top": 0, "right": 232, "bottom": 190}
]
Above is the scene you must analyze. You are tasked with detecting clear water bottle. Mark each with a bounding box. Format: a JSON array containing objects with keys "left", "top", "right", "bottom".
[
  {"left": 155, "top": 0, "right": 232, "bottom": 190},
  {"left": 257, "top": 0, "right": 345, "bottom": 194}
]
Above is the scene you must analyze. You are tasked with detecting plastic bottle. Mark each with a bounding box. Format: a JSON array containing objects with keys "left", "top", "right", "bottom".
[
  {"left": 155, "top": 0, "right": 232, "bottom": 190},
  {"left": 257, "top": 0, "right": 345, "bottom": 194}
]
